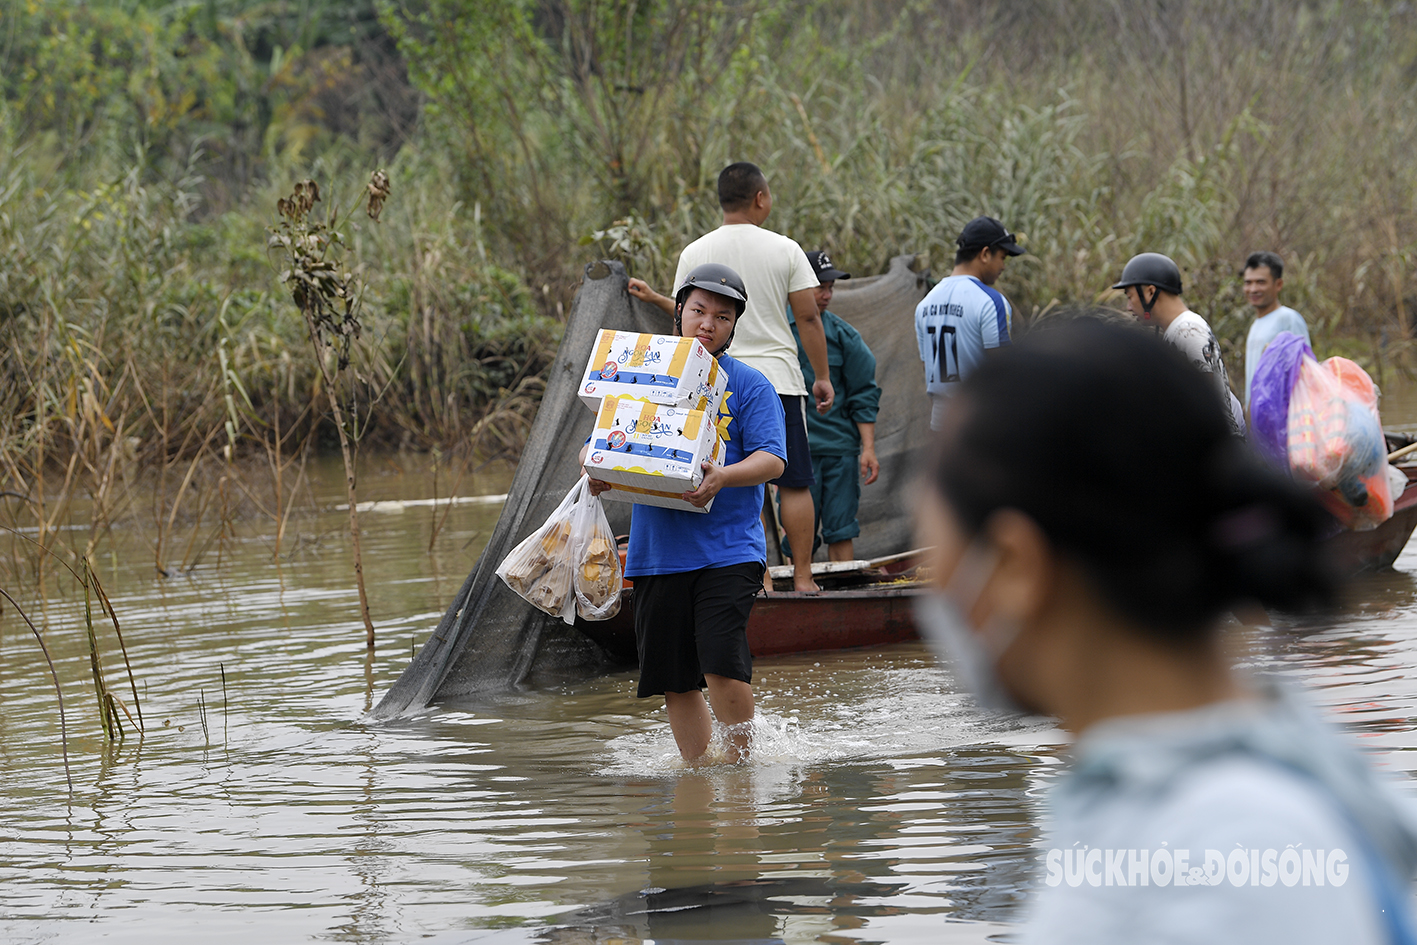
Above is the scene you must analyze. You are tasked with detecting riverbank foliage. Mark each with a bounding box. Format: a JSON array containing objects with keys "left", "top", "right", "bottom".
[{"left": 3, "top": 0, "right": 1417, "bottom": 512}]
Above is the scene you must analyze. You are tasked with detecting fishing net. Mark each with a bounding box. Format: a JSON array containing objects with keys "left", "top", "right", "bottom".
[{"left": 825, "top": 257, "right": 935, "bottom": 559}]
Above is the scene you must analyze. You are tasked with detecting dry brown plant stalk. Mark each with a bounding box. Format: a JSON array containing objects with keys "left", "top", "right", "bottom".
[
  {"left": 0, "top": 525, "right": 143, "bottom": 777},
  {"left": 0, "top": 586, "right": 72, "bottom": 790},
  {"left": 268, "top": 173, "right": 392, "bottom": 649}
]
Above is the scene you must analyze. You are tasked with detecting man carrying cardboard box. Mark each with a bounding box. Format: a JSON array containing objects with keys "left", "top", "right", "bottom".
[{"left": 583, "top": 263, "right": 786, "bottom": 763}]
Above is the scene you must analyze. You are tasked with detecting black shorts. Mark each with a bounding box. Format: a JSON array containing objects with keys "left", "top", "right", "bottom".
[
  {"left": 632, "top": 562, "right": 764, "bottom": 697},
  {"left": 771, "top": 394, "right": 815, "bottom": 489}
]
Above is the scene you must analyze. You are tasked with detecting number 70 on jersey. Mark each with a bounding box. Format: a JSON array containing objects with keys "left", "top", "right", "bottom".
[{"left": 926, "top": 323, "right": 960, "bottom": 384}]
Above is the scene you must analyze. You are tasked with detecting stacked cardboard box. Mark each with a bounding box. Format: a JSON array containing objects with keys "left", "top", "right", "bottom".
[
  {"left": 579, "top": 331, "right": 727, "bottom": 414},
  {"left": 579, "top": 330, "right": 729, "bottom": 513}
]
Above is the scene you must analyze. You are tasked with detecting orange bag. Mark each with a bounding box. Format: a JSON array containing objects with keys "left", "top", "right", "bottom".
[{"left": 1287, "top": 356, "right": 1392, "bottom": 530}]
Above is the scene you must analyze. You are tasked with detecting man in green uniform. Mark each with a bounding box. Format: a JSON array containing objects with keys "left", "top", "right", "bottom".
[{"left": 782, "top": 251, "right": 881, "bottom": 563}]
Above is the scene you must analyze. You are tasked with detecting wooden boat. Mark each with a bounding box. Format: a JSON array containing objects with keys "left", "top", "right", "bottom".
[
  {"left": 576, "top": 469, "right": 1417, "bottom": 665},
  {"left": 1328, "top": 465, "right": 1417, "bottom": 573},
  {"left": 375, "top": 256, "right": 1417, "bottom": 713},
  {"left": 375, "top": 258, "right": 934, "bottom": 714},
  {"left": 575, "top": 553, "right": 930, "bottom": 664}
]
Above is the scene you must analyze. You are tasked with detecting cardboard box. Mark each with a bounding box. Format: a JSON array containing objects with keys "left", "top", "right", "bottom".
[
  {"left": 579, "top": 330, "right": 728, "bottom": 415},
  {"left": 583, "top": 395, "right": 725, "bottom": 513}
]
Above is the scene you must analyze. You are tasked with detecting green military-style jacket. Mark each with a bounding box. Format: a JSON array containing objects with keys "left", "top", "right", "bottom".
[{"left": 788, "top": 309, "right": 881, "bottom": 457}]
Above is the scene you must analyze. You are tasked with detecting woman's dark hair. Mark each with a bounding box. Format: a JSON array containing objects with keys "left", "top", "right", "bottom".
[{"left": 931, "top": 316, "right": 1338, "bottom": 639}]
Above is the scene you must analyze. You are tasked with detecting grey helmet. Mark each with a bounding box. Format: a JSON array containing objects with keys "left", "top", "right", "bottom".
[
  {"left": 674, "top": 263, "right": 748, "bottom": 315},
  {"left": 673, "top": 263, "right": 748, "bottom": 352},
  {"left": 1112, "top": 253, "right": 1183, "bottom": 317}
]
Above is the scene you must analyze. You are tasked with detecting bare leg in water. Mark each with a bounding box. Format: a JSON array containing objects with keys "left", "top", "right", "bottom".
[{"left": 664, "top": 674, "right": 755, "bottom": 763}]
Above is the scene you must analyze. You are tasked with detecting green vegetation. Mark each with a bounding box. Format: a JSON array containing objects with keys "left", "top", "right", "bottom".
[
  {"left": 2, "top": 0, "right": 1417, "bottom": 506},
  {"left": 397, "top": 1, "right": 1417, "bottom": 357},
  {"left": 0, "top": 0, "right": 555, "bottom": 500}
]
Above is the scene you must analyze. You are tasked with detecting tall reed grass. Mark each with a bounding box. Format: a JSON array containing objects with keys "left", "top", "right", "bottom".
[
  {"left": 402, "top": 0, "right": 1417, "bottom": 374},
  {"left": 0, "top": 140, "right": 560, "bottom": 509},
  {"left": 3, "top": 0, "right": 1417, "bottom": 537}
]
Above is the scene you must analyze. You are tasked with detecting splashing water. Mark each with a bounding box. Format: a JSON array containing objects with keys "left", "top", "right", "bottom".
[{"left": 599, "top": 658, "right": 1059, "bottom": 780}]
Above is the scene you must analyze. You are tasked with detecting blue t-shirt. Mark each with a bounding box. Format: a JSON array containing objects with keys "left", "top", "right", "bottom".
[
  {"left": 624, "top": 354, "right": 786, "bottom": 577},
  {"left": 914, "top": 274, "right": 1012, "bottom": 397}
]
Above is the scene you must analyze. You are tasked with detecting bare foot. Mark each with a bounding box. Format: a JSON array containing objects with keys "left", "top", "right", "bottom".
[{"left": 793, "top": 575, "right": 821, "bottom": 594}]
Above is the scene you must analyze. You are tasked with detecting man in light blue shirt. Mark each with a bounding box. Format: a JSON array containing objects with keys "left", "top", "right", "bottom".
[
  {"left": 1243, "top": 251, "right": 1310, "bottom": 406},
  {"left": 914, "top": 216, "right": 1024, "bottom": 429}
]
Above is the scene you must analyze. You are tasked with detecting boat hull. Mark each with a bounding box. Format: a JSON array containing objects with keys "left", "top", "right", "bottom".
[
  {"left": 578, "top": 474, "right": 1417, "bottom": 665},
  {"left": 1327, "top": 470, "right": 1417, "bottom": 573},
  {"left": 575, "top": 583, "right": 926, "bottom": 664}
]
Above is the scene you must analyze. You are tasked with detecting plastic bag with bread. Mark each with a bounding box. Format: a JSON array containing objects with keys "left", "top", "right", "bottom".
[
  {"left": 573, "top": 526, "right": 622, "bottom": 621},
  {"left": 496, "top": 477, "right": 623, "bottom": 623}
]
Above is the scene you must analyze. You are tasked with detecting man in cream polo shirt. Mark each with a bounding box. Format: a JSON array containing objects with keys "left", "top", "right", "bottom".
[{"left": 628, "top": 161, "right": 833, "bottom": 593}]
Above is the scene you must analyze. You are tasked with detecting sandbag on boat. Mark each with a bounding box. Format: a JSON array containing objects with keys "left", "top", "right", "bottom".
[{"left": 1252, "top": 336, "right": 1397, "bottom": 531}]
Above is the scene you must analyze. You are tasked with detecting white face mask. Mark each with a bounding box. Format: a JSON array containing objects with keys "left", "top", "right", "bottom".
[{"left": 913, "top": 543, "right": 1026, "bottom": 714}]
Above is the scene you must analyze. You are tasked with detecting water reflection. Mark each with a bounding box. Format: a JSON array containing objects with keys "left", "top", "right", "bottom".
[{"left": 1, "top": 451, "right": 1417, "bottom": 943}]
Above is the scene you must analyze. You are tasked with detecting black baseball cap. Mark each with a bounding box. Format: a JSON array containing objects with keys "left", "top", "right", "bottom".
[
  {"left": 956, "top": 216, "right": 1025, "bottom": 256},
  {"left": 806, "top": 250, "right": 851, "bottom": 283}
]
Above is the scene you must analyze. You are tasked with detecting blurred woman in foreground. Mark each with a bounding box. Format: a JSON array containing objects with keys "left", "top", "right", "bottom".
[{"left": 916, "top": 318, "right": 1417, "bottom": 944}]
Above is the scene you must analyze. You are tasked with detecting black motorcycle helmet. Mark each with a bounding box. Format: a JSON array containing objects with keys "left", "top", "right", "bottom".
[
  {"left": 1112, "top": 252, "right": 1184, "bottom": 318},
  {"left": 673, "top": 263, "right": 749, "bottom": 354}
]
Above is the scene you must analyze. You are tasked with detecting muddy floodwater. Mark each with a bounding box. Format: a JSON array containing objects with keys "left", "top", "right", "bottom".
[{"left": 8, "top": 390, "right": 1417, "bottom": 943}]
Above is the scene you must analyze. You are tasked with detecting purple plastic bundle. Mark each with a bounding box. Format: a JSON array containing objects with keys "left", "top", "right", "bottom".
[{"left": 1248, "top": 331, "right": 1315, "bottom": 471}]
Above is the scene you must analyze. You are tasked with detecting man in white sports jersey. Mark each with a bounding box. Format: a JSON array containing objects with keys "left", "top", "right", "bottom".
[
  {"left": 627, "top": 162, "right": 833, "bottom": 593},
  {"left": 1113, "top": 252, "right": 1247, "bottom": 438},
  {"left": 914, "top": 216, "right": 1024, "bottom": 430}
]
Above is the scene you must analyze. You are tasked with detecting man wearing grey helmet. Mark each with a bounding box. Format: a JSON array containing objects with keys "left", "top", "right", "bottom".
[{"left": 586, "top": 263, "right": 787, "bottom": 764}]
